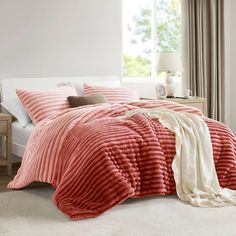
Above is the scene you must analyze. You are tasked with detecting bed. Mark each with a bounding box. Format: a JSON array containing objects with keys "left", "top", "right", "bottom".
[
  {"left": 1, "top": 77, "right": 236, "bottom": 220},
  {"left": 1, "top": 76, "right": 120, "bottom": 157}
]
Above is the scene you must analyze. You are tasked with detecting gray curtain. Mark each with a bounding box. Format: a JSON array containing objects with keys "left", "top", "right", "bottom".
[{"left": 182, "top": 0, "right": 225, "bottom": 121}]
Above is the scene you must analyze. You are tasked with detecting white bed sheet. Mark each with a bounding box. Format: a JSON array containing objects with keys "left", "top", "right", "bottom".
[{"left": 12, "top": 121, "right": 35, "bottom": 147}]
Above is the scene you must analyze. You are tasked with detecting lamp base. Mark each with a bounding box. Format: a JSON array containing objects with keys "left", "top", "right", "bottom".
[{"left": 165, "top": 72, "right": 176, "bottom": 97}]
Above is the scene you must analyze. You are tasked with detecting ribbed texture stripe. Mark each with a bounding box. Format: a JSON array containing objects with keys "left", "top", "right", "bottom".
[
  {"left": 16, "top": 85, "right": 77, "bottom": 124},
  {"left": 84, "top": 84, "right": 139, "bottom": 103},
  {"left": 8, "top": 101, "right": 236, "bottom": 220}
]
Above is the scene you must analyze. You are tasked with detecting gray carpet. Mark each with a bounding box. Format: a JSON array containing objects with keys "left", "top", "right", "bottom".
[{"left": 0, "top": 187, "right": 235, "bottom": 236}]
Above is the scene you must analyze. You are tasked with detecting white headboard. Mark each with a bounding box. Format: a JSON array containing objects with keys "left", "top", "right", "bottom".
[{"left": 0, "top": 76, "right": 121, "bottom": 101}]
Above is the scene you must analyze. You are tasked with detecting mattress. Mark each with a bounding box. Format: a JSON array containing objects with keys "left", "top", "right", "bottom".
[{"left": 12, "top": 121, "right": 35, "bottom": 147}]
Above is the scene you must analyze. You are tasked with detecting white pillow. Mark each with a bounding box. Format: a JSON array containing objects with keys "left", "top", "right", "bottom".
[{"left": 1, "top": 97, "right": 32, "bottom": 127}]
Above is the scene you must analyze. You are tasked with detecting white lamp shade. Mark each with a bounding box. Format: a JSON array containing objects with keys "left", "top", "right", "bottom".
[{"left": 157, "top": 52, "right": 183, "bottom": 73}]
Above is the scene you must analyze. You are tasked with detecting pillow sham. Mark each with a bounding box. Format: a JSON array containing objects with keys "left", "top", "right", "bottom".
[
  {"left": 68, "top": 95, "right": 107, "bottom": 107},
  {"left": 83, "top": 84, "right": 139, "bottom": 103},
  {"left": 1, "top": 97, "right": 32, "bottom": 127},
  {"left": 16, "top": 85, "right": 77, "bottom": 124}
]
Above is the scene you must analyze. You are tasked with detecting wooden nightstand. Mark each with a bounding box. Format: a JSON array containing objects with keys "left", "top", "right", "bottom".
[
  {"left": 141, "top": 97, "right": 207, "bottom": 116},
  {"left": 0, "top": 113, "right": 12, "bottom": 175}
]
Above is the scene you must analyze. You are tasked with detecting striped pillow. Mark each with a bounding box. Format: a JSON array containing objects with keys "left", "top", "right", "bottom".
[
  {"left": 16, "top": 85, "right": 77, "bottom": 124},
  {"left": 83, "top": 84, "right": 139, "bottom": 103}
]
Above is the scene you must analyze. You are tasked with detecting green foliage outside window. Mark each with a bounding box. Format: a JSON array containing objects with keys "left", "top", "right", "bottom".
[{"left": 123, "top": 55, "right": 151, "bottom": 77}]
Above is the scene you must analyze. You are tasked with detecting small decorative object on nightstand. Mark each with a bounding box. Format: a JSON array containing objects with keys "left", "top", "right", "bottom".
[
  {"left": 156, "top": 52, "right": 183, "bottom": 98},
  {"left": 156, "top": 84, "right": 167, "bottom": 98},
  {"left": 0, "top": 113, "right": 12, "bottom": 175}
]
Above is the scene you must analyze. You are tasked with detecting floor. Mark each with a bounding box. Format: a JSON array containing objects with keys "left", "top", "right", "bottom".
[
  {"left": 1, "top": 187, "right": 236, "bottom": 236},
  {"left": 1, "top": 164, "right": 236, "bottom": 236}
]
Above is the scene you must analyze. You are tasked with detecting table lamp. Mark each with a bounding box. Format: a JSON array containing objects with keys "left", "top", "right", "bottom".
[{"left": 156, "top": 52, "right": 183, "bottom": 98}]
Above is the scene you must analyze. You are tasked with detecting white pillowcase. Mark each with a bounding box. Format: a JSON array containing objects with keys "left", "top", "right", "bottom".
[{"left": 1, "top": 97, "right": 32, "bottom": 127}]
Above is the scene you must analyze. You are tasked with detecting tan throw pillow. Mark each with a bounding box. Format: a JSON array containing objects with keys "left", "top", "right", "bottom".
[{"left": 68, "top": 95, "right": 107, "bottom": 107}]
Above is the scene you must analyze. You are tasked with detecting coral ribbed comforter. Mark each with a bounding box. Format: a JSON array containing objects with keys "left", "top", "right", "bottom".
[{"left": 8, "top": 101, "right": 236, "bottom": 219}]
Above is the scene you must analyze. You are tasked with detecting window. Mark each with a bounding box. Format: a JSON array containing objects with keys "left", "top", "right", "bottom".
[{"left": 123, "top": 0, "right": 182, "bottom": 79}]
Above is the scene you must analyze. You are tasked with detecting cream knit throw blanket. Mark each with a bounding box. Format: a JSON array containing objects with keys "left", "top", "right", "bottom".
[{"left": 119, "top": 108, "right": 236, "bottom": 207}]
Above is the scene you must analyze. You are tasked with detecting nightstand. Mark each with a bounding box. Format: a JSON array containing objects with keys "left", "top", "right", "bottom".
[
  {"left": 0, "top": 113, "right": 12, "bottom": 175},
  {"left": 141, "top": 97, "right": 207, "bottom": 116}
]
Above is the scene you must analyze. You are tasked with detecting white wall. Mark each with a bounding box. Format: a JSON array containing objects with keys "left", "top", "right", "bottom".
[
  {"left": 1, "top": 0, "right": 232, "bottom": 115},
  {"left": 224, "top": 0, "right": 231, "bottom": 128},
  {"left": 0, "top": 0, "right": 122, "bottom": 80},
  {"left": 225, "top": 0, "right": 236, "bottom": 133}
]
